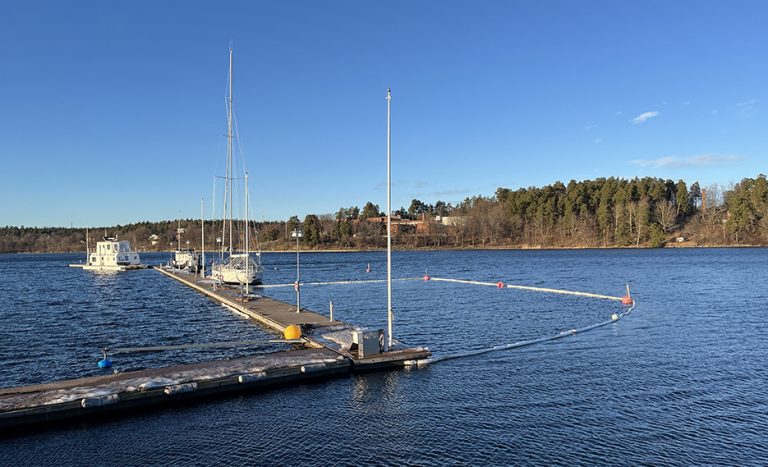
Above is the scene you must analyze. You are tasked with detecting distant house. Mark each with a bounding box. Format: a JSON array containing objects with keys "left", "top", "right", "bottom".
[
  {"left": 438, "top": 216, "right": 466, "bottom": 227},
  {"left": 149, "top": 234, "right": 160, "bottom": 246},
  {"left": 362, "top": 215, "right": 430, "bottom": 235},
  {"left": 675, "top": 236, "right": 688, "bottom": 243}
]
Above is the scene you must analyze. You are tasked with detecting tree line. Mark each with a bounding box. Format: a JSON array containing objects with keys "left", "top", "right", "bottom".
[{"left": 3, "top": 174, "right": 768, "bottom": 253}]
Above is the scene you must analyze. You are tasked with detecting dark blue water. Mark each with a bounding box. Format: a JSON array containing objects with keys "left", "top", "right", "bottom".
[{"left": 1, "top": 249, "right": 767, "bottom": 465}]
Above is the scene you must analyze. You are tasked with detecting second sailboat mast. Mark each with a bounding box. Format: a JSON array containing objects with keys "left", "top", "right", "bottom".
[{"left": 227, "top": 48, "right": 234, "bottom": 256}]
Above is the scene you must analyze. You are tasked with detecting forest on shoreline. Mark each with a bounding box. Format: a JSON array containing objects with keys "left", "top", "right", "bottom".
[{"left": 3, "top": 174, "right": 768, "bottom": 254}]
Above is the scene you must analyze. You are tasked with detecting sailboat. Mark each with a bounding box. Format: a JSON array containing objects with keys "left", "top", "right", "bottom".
[{"left": 211, "top": 48, "right": 263, "bottom": 286}]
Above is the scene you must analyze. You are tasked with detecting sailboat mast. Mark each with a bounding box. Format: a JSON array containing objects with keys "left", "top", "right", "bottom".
[
  {"left": 386, "top": 88, "right": 393, "bottom": 350},
  {"left": 201, "top": 196, "right": 205, "bottom": 277},
  {"left": 227, "top": 47, "right": 234, "bottom": 257},
  {"left": 245, "top": 172, "right": 250, "bottom": 295},
  {"left": 213, "top": 178, "right": 221, "bottom": 262},
  {"left": 86, "top": 226, "right": 90, "bottom": 261},
  {"left": 177, "top": 217, "right": 181, "bottom": 251}
]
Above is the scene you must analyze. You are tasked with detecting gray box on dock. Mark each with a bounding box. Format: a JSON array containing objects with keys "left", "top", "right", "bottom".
[{"left": 352, "top": 330, "right": 383, "bottom": 358}]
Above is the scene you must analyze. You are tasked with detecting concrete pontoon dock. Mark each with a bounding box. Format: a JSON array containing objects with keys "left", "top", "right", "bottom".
[
  {"left": 155, "top": 267, "right": 343, "bottom": 346},
  {"left": 0, "top": 348, "right": 348, "bottom": 430},
  {"left": 153, "top": 267, "right": 430, "bottom": 370},
  {"left": 0, "top": 268, "right": 429, "bottom": 430}
]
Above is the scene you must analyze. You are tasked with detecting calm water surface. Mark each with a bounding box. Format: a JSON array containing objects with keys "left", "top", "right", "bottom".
[{"left": 0, "top": 249, "right": 766, "bottom": 465}]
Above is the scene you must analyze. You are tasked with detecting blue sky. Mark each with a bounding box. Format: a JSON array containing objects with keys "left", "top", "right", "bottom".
[{"left": 1, "top": 1, "right": 766, "bottom": 227}]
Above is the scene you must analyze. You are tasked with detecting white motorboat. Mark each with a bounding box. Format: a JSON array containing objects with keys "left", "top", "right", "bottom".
[
  {"left": 171, "top": 220, "right": 201, "bottom": 272},
  {"left": 69, "top": 233, "right": 146, "bottom": 271},
  {"left": 172, "top": 249, "right": 201, "bottom": 272}
]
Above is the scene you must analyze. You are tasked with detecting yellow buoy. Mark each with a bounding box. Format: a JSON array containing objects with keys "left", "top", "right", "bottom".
[
  {"left": 284, "top": 325, "right": 301, "bottom": 340},
  {"left": 611, "top": 313, "right": 619, "bottom": 321}
]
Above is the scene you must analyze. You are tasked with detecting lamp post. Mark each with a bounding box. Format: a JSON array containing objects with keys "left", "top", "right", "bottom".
[{"left": 291, "top": 228, "right": 303, "bottom": 313}]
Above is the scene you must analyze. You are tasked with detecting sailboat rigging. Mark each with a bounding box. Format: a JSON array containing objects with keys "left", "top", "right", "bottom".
[{"left": 210, "top": 48, "right": 263, "bottom": 286}]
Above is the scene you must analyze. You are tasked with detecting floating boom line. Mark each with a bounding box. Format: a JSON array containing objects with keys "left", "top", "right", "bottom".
[
  {"left": 258, "top": 276, "right": 622, "bottom": 301},
  {"left": 258, "top": 277, "right": 422, "bottom": 288},
  {"left": 407, "top": 302, "right": 636, "bottom": 367},
  {"left": 429, "top": 277, "right": 623, "bottom": 301}
]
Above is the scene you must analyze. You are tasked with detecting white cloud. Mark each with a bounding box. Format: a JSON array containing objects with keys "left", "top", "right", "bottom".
[
  {"left": 736, "top": 99, "right": 757, "bottom": 114},
  {"left": 631, "top": 111, "right": 659, "bottom": 124},
  {"left": 629, "top": 154, "right": 743, "bottom": 169}
]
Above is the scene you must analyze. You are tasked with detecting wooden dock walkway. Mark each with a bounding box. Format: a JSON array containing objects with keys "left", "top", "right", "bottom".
[
  {"left": 155, "top": 267, "right": 341, "bottom": 343},
  {"left": 0, "top": 267, "right": 429, "bottom": 430}
]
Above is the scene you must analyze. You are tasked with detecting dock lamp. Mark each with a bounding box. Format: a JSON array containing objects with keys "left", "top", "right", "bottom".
[{"left": 291, "top": 228, "right": 303, "bottom": 313}]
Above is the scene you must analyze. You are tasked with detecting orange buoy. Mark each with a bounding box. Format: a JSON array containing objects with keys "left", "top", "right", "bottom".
[
  {"left": 423, "top": 275, "right": 430, "bottom": 281},
  {"left": 497, "top": 281, "right": 504, "bottom": 288},
  {"left": 284, "top": 325, "right": 301, "bottom": 340},
  {"left": 621, "top": 284, "right": 633, "bottom": 305}
]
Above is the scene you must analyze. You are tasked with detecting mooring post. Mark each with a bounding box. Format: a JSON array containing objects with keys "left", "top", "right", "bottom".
[{"left": 329, "top": 301, "right": 334, "bottom": 322}]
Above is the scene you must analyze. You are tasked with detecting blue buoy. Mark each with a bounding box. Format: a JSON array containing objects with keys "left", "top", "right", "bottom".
[{"left": 98, "top": 348, "right": 112, "bottom": 369}]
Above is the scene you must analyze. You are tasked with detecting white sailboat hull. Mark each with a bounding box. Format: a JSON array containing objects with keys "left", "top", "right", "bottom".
[
  {"left": 212, "top": 267, "right": 263, "bottom": 285},
  {"left": 211, "top": 254, "right": 263, "bottom": 285}
]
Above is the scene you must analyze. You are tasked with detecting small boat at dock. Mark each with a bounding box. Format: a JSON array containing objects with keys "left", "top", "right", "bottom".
[
  {"left": 172, "top": 248, "right": 201, "bottom": 272},
  {"left": 170, "top": 220, "right": 201, "bottom": 272}
]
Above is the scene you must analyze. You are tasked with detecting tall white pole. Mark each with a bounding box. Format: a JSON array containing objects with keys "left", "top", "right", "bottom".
[
  {"left": 386, "top": 88, "right": 393, "bottom": 350},
  {"left": 227, "top": 47, "right": 234, "bottom": 257},
  {"left": 214, "top": 175, "right": 223, "bottom": 262},
  {"left": 85, "top": 226, "right": 90, "bottom": 263},
  {"left": 201, "top": 196, "right": 205, "bottom": 277},
  {"left": 245, "top": 172, "right": 250, "bottom": 296},
  {"left": 296, "top": 230, "right": 301, "bottom": 313},
  {"left": 177, "top": 217, "right": 181, "bottom": 251}
]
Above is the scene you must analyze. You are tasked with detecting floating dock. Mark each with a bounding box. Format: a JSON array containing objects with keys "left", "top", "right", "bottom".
[
  {"left": 152, "top": 267, "right": 430, "bottom": 370},
  {"left": 0, "top": 268, "right": 429, "bottom": 430},
  {"left": 0, "top": 348, "right": 348, "bottom": 430}
]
